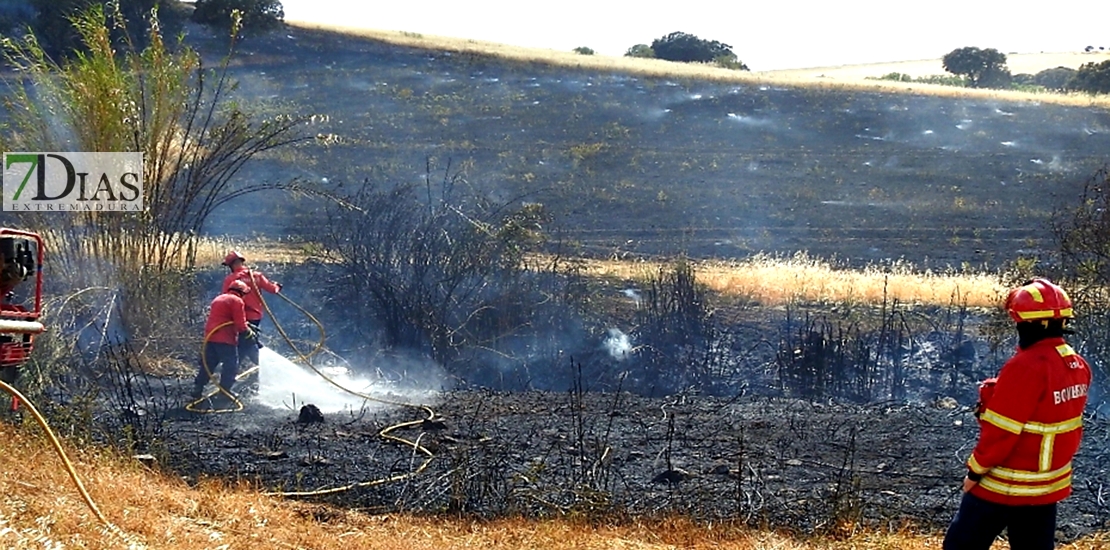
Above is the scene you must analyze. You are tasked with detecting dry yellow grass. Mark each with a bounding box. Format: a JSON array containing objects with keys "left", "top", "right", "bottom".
[
  {"left": 578, "top": 254, "right": 1006, "bottom": 308},
  {"left": 2, "top": 419, "right": 1109, "bottom": 549},
  {"left": 224, "top": 245, "right": 1003, "bottom": 308},
  {"left": 192, "top": 235, "right": 307, "bottom": 267},
  {"left": 287, "top": 21, "right": 1110, "bottom": 110}
]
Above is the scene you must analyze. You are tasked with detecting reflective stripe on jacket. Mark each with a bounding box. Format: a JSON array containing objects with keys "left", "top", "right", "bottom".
[
  {"left": 968, "top": 337, "right": 1090, "bottom": 506},
  {"left": 222, "top": 266, "right": 280, "bottom": 322},
  {"left": 204, "top": 292, "right": 248, "bottom": 346}
]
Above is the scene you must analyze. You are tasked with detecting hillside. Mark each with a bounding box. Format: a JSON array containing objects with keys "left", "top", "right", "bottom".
[
  {"left": 193, "top": 23, "right": 1110, "bottom": 270},
  {"left": 286, "top": 22, "right": 1110, "bottom": 95},
  {"left": 8, "top": 20, "right": 1110, "bottom": 549}
]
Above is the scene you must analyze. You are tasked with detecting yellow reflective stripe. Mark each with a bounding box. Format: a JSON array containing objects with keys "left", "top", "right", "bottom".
[
  {"left": 980, "top": 474, "right": 1072, "bottom": 497},
  {"left": 981, "top": 409, "right": 1023, "bottom": 435},
  {"left": 1056, "top": 344, "right": 1075, "bottom": 357},
  {"left": 990, "top": 462, "right": 1072, "bottom": 482},
  {"left": 1026, "top": 286, "right": 1044, "bottom": 303},
  {"left": 1015, "top": 308, "right": 1072, "bottom": 320},
  {"left": 1024, "top": 416, "right": 1083, "bottom": 434},
  {"left": 967, "top": 454, "right": 990, "bottom": 475},
  {"left": 1039, "top": 434, "right": 1055, "bottom": 472}
]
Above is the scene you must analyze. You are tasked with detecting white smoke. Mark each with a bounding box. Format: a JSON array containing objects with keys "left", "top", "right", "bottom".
[{"left": 604, "top": 328, "right": 632, "bottom": 361}]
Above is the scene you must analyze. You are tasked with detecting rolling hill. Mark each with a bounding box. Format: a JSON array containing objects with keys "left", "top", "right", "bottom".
[{"left": 196, "top": 23, "right": 1110, "bottom": 270}]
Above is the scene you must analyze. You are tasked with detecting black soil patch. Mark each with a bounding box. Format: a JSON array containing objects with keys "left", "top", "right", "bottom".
[{"left": 159, "top": 388, "right": 1110, "bottom": 540}]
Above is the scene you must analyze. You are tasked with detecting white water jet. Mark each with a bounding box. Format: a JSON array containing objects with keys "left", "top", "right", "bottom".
[{"left": 255, "top": 347, "right": 391, "bottom": 413}]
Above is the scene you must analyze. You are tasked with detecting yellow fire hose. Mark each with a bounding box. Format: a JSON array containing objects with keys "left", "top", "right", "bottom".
[
  {"left": 183, "top": 321, "right": 251, "bottom": 413},
  {"left": 0, "top": 379, "right": 133, "bottom": 541}
]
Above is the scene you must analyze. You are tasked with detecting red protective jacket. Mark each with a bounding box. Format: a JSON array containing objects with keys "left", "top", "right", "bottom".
[
  {"left": 222, "top": 266, "right": 281, "bottom": 323},
  {"left": 968, "top": 337, "right": 1091, "bottom": 506},
  {"left": 204, "top": 292, "right": 248, "bottom": 346}
]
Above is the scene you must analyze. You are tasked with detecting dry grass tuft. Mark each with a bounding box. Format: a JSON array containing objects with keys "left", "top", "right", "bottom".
[
  {"left": 578, "top": 253, "right": 1005, "bottom": 308},
  {"left": 192, "top": 236, "right": 308, "bottom": 267}
]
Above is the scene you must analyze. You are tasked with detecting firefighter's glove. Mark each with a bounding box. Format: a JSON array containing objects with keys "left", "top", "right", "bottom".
[
  {"left": 975, "top": 377, "right": 998, "bottom": 418},
  {"left": 242, "top": 327, "right": 257, "bottom": 341}
]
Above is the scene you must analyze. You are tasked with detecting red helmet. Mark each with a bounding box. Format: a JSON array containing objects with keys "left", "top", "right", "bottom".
[
  {"left": 227, "top": 280, "right": 250, "bottom": 296},
  {"left": 1005, "top": 278, "right": 1073, "bottom": 323},
  {"left": 222, "top": 250, "right": 245, "bottom": 267}
]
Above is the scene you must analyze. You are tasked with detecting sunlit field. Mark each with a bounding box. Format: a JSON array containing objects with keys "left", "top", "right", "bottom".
[{"left": 287, "top": 21, "right": 1110, "bottom": 109}]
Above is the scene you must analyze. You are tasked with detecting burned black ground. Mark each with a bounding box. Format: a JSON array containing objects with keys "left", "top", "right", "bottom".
[
  {"left": 157, "top": 387, "right": 1110, "bottom": 540},
  {"left": 190, "top": 25, "right": 1110, "bottom": 270}
]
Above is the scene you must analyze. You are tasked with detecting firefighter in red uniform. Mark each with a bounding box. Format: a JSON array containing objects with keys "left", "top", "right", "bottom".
[
  {"left": 943, "top": 278, "right": 1091, "bottom": 550},
  {"left": 192, "top": 280, "right": 253, "bottom": 400},
  {"left": 220, "top": 250, "right": 282, "bottom": 369}
]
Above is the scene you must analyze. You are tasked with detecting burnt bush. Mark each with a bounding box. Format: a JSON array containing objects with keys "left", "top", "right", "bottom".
[
  {"left": 1053, "top": 166, "right": 1110, "bottom": 391},
  {"left": 304, "top": 166, "right": 587, "bottom": 379},
  {"left": 629, "top": 261, "right": 725, "bottom": 395}
]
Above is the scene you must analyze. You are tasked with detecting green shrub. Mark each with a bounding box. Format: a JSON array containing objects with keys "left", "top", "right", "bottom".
[
  {"left": 1033, "top": 66, "right": 1076, "bottom": 91},
  {"left": 873, "top": 72, "right": 913, "bottom": 82},
  {"left": 713, "top": 53, "right": 749, "bottom": 71},
  {"left": 2, "top": 4, "right": 304, "bottom": 352},
  {"left": 625, "top": 44, "right": 654, "bottom": 58},
  {"left": 573, "top": 46, "right": 595, "bottom": 55},
  {"left": 1068, "top": 60, "right": 1110, "bottom": 95},
  {"left": 866, "top": 72, "right": 967, "bottom": 87}
]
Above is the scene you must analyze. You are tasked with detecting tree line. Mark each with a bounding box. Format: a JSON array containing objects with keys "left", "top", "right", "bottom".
[{"left": 939, "top": 46, "right": 1109, "bottom": 94}]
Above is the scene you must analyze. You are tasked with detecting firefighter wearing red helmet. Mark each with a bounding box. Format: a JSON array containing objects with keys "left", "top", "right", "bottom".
[
  {"left": 220, "top": 250, "right": 282, "bottom": 369},
  {"left": 193, "top": 280, "right": 252, "bottom": 400},
  {"left": 943, "top": 278, "right": 1090, "bottom": 550}
]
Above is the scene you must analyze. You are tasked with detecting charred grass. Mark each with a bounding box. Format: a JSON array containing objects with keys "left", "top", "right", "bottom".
[
  {"left": 4, "top": 398, "right": 1110, "bottom": 549},
  {"left": 193, "top": 24, "right": 1110, "bottom": 271}
]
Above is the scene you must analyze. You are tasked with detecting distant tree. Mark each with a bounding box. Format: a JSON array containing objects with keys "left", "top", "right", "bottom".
[
  {"left": 942, "top": 47, "right": 1010, "bottom": 88},
  {"left": 650, "top": 31, "right": 734, "bottom": 63},
  {"left": 191, "top": 0, "right": 284, "bottom": 35},
  {"left": 1068, "top": 60, "right": 1110, "bottom": 94},
  {"left": 1034, "top": 66, "right": 1077, "bottom": 91},
  {"left": 1010, "top": 73, "right": 1035, "bottom": 88},
  {"left": 572, "top": 46, "right": 594, "bottom": 55},
  {"left": 625, "top": 44, "right": 654, "bottom": 58}
]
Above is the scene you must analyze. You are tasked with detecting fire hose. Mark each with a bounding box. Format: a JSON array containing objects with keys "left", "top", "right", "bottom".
[
  {"left": 188, "top": 270, "right": 438, "bottom": 496},
  {"left": 0, "top": 379, "right": 131, "bottom": 540}
]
